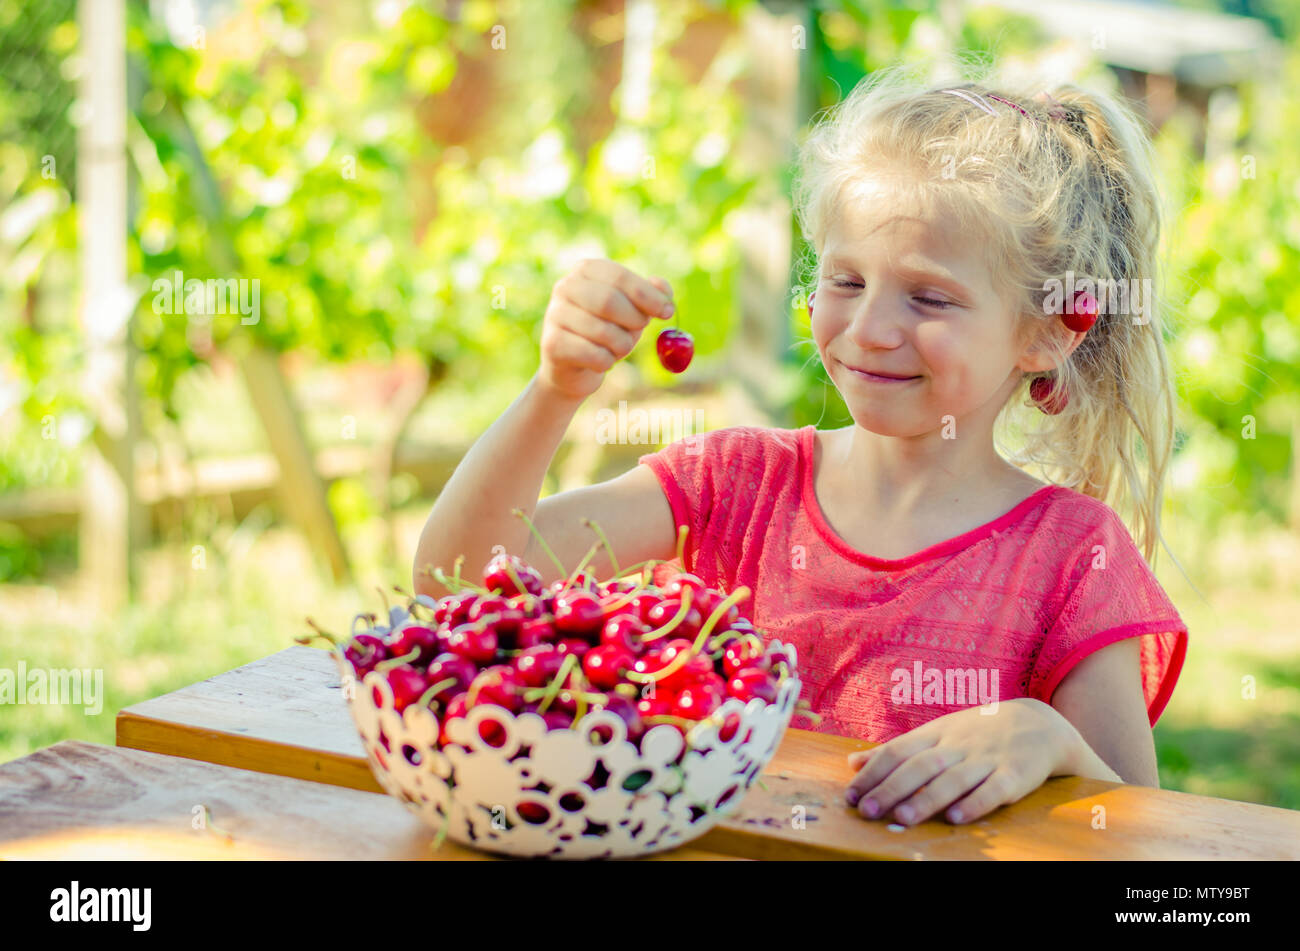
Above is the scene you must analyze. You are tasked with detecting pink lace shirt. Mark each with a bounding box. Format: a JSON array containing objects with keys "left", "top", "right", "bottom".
[{"left": 638, "top": 425, "right": 1187, "bottom": 743}]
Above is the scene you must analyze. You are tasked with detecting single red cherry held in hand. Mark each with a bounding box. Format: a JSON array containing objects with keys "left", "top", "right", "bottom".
[{"left": 656, "top": 328, "right": 694, "bottom": 373}]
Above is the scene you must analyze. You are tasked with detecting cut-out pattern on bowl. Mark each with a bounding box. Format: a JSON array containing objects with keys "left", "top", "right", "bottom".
[{"left": 334, "top": 642, "right": 800, "bottom": 859}]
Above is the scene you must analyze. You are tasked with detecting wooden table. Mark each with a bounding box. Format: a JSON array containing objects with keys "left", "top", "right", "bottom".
[
  {"left": 0, "top": 741, "right": 738, "bottom": 860},
  {"left": 103, "top": 646, "right": 1300, "bottom": 861}
]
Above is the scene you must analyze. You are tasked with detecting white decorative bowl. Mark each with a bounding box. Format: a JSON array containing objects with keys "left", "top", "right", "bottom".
[{"left": 332, "top": 643, "right": 800, "bottom": 859}]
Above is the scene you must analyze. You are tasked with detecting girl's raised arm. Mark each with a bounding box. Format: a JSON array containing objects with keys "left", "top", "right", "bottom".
[{"left": 413, "top": 259, "right": 679, "bottom": 597}]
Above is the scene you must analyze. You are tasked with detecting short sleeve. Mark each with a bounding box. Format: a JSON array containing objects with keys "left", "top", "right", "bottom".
[
  {"left": 636, "top": 426, "right": 756, "bottom": 589},
  {"left": 1027, "top": 504, "right": 1188, "bottom": 727}
]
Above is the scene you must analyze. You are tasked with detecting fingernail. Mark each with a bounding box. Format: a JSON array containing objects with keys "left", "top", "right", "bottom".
[
  {"left": 845, "top": 789, "right": 860, "bottom": 806},
  {"left": 660, "top": 300, "right": 675, "bottom": 318},
  {"left": 949, "top": 807, "right": 963, "bottom": 823},
  {"left": 896, "top": 805, "right": 915, "bottom": 824},
  {"left": 861, "top": 798, "right": 879, "bottom": 818}
]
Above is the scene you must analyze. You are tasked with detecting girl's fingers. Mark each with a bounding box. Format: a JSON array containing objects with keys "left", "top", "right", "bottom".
[
  {"left": 889, "top": 758, "right": 995, "bottom": 826},
  {"left": 944, "top": 769, "right": 1022, "bottom": 824},
  {"left": 544, "top": 327, "right": 617, "bottom": 375},
  {"left": 844, "top": 732, "right": 939, "bottom": 805},
  {"left": 554, "top": 301, "right": 638, "bottom": 359},
  {"left": 846, "top": 747, "right": 877, "bottom": 768},
  {"left": 557, "top": 276, "right": 649, "bottom": 335},
  {"left": 852, "top": 745, "right": 964, "bottom": 819},
  {"left": 576, "top": 258, "right": 674, "bottom": 320}
]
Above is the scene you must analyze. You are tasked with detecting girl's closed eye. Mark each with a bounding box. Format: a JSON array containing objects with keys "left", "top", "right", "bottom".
[{"left": 827, "top": 278, "right": 955, "bottom": 308}]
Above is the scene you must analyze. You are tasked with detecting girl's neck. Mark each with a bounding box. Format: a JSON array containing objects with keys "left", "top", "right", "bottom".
[{"left": 824, "top": 424, "right": 1043, "bottom": 520}]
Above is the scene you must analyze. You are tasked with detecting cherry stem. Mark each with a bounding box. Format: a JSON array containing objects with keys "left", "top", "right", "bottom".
[
  {"left": 604, "top": 576, "right": 651, "bottom": 613},
  {"left": 501, "top": 559, "right": 528, "bottom": 597},
  {"left": 538, "top": 653, "right": 578, "bottom": 714},
  {"left": 375, "top": 647, "right": 421, "bottom": 672},
  {"left": 511, "top": 507, "right": 567, "bottom": 579},
  {"left": 643, "top": 714, "right": 698, "bottom": 729},
  {"left": 697, "top": 587, "right": 751, "bottom": 651},
  {"left": 674, "top": 524, "right": 688, "bottom": 566},
  {"left": 581, "top": 517, "right": 619, "bottom": 576},
  {"left": 417, "top": 677, "right": 459, "bottom": 710},
  {"left": 636, "top": 587, "right": 695, "bottom": 648},
  {"left": 559, "top": 541, "right": 600, "bottom": 596},
  {"left": 198, "top": 804, "right": 235, "bottom": 843},
  {"left": 427, "top": 565, "right": 490, "bottom": 597}
]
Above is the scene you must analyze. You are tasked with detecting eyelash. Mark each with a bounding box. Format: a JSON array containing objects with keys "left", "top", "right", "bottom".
[{"left": 830, "top": 280, "right": 954, "bottom": 309}]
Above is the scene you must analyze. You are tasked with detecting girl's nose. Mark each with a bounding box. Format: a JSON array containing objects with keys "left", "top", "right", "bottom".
[{"left": 845, "top": 288, "right": 906, "bottom": 351}]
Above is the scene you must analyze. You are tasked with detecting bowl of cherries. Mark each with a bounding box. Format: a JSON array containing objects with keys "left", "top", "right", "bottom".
[{"left": 301, "top": 515, "right": 805, "bottom": 859}]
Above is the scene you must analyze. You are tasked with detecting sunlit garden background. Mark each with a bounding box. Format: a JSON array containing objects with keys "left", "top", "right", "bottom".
[{"left": 2, "top": 0, "right": 1299, "bottom": 809}]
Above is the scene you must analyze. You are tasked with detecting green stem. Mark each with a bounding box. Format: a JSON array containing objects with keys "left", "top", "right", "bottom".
[
  {"left": 375, "top": 647, "right": 421, "bottom": 672},
  {"left": 537, "top": 653, "right": 577, "bottom": 714},
  {"left": 699, "top": 587, "right": 752, "bottom": 651},
  {"left": 511, "top": 507, "right": 567, "bottom": 578},
  {"left": 637, "top": 587, "right": 695, "bottom": 647},
  {"left": 416, "top": 677, "right": 460, "bottom": 709},
  {"left": 559, "top": 541, "right": 600, "bottom": 596},
  {"left": 674, "top": 524, "right": 688, "bottom": 566},
  {"left": 581, "top": 517, "right": 619, "bottom": 576}
]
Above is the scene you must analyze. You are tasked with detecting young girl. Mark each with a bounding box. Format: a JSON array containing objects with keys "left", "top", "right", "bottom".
[{"left": 413, "top": 70, "right": 1187, "bottom": 829}]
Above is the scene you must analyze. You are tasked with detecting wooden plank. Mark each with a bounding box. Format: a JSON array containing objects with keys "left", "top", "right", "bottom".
[
  {"left": 0, "top": 742, "right": 741, "bottom": 861},
  {"left": 239, "top": 346, "right": 351, "bottom": 584},
  {"left": 117, "top": 646, "right": 1300, "bottom": 860}
]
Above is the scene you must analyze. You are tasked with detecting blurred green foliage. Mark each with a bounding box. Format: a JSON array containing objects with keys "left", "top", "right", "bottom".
[{"left": 2, "top": 0, "right": 1299, "bottom": 578}]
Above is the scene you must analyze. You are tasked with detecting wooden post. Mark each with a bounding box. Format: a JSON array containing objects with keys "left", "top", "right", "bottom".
[
  {"left": 78, "top": 0, "right": 143, "bottom": 609},
  {"left": 726, "top": 0, "right": 811, "bottom": 425},
  {"left": 238, "top": 346, "right": 351, "bottom": 585}
]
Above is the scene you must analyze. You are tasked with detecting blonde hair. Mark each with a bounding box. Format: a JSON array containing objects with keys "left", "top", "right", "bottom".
[{"left": 792, "top": 64, "right": 1178, "bottom": 566}]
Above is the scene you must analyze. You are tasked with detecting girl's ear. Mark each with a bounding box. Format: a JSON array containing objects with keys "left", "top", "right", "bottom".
[{"left": 1016, "top": 317, "right": 1087, "bottom": 374}]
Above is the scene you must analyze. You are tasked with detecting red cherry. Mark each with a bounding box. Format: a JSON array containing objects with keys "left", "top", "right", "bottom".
[
  {"left": 438, "top": 692, "right": 469, "bottom": 746},
  {"left": 482, "top": 553, "right": 543, "bottom": 597},
  {"left": 593, "top": 693, "right": 644, "bottom": 742},
  {"left": 626, "top": 593, "right": 663, "bottom": 626},
  {"left": 718, "top": 711, "right": 742, "bottom": 742},
  {"left": 443, "top": 622, "right": 498, "bottom": 664},
  {"left": 468, "top": 665, "right": 525, "bottom": 713},
  {"left": 344, "top": 634, "right": 388, "bottom": 676},
  {"left": 521, "top": 702, "right": 572, "bottom": 731},
  {"left": 1062, "top": 290, "right": 1098, "bottom": 333},
  {"left": 664, "top": 572, "right": 706, "bottom": 598},
  {"left": 728, "top": 666, "right": 778, "bottom": 704},
  {"left": 583, "top": 644, "right": 636, "bottom": 690},
  {"left": 433, "top": 591, "right": 476, "bottom": 626},
  {"left": 513, "top": 644, "right": 565, "bottom": 687},
  {"left": 601, "top": 614, "right": 647, "bottom": 653},
  {"left": 556, "top": 637, "right": 592, "bottom": 659},
  {"left": 645, "top": 598, "right": 703, "bottom": 638},
  {"left": 636, "top": 693, "right": 676, "bottom": 719},
  {"left": 386, "top": 625, "right": 440, "bottom": 666},
  {"left": 657, "top": 638, "right": 712, "bottom": 690},
  {"left": 672, "top": 681, "right": 725, "bottom": 720},
  {"left": 723, "top": 638, "right": 768, "bottom": 677},
  {"left": 516, "top": 617, "right": 557, "bottom": 649},
  {"left": 656, "top": 328, "right": 694, "bottom": 373},
  {"left": 387, "top": 666, "right": 427, "bottom": 712},
  {"left": 553, "top": 591, "right": 604, "bottom": 635},
  {"left": 1029, "top": 375, "right": 1068, "bottom": 415},
  {"left": 426, "top": 652, "right": 477, "bottom": 696}
]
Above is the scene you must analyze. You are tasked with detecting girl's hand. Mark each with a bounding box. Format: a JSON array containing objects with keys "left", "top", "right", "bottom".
[
  {"left": 537, "top": 258, "right": 675, "bottom": 402},
  {"left": 844, "top": 698, "right": 1076, "bottom": 826}
]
